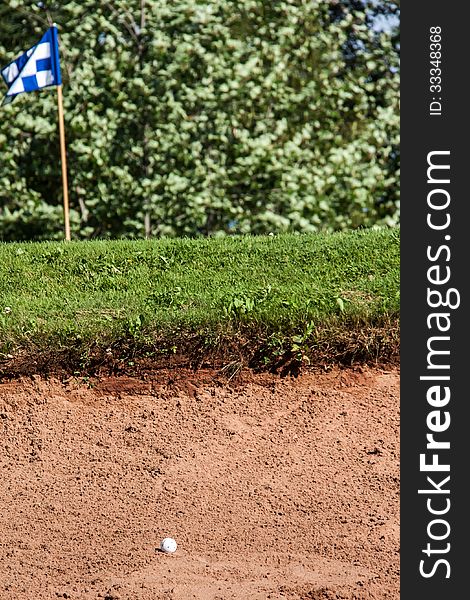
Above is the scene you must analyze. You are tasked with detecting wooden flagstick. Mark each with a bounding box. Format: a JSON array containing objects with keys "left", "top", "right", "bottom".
[{"left": 56, "top": 83, "right": 70, "bottom": 241}]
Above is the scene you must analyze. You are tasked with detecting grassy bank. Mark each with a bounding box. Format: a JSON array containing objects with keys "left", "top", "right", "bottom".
[{"left": 0, "top": 229, "right": 399, "bottom": 376}]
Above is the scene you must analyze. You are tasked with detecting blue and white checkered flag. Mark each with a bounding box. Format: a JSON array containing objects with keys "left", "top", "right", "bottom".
[{"left": 1, "top": 26, "right": 62, "bottom": 106}]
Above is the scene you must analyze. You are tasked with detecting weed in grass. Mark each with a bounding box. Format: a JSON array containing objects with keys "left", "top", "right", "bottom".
[
  {"left": 223, "top": 285, "right": 272, "bottom": 320},
  {"left": 290, "top": 320, "right": 316, "bottom": 365},
  {"left": 126, "top": 314, "right": 146, "bottom": 339},
  {"left": 145, "top": 287, "right": 184, "bottom": 310},
  {"left": 336, "top": 297, "right": 345, "bottom": 313}
]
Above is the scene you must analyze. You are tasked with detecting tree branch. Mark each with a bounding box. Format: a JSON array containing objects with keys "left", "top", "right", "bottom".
[{"left": 104, "top": 2, "right": 139, "bottom": 45}]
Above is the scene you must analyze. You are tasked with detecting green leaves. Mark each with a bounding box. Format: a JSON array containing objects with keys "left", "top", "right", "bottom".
[{"left": 0, "top": 0, "right": 399, "bottom": 240}]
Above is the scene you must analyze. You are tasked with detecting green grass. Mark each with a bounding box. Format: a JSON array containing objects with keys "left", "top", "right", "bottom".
[{"left": 0, "top": 229, "right": 399, "bottom": 376}]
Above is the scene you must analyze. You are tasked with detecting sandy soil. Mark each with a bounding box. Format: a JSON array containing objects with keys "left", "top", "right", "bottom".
[{"left": 0, "top": 367, "right": 399, "bottom": 600}]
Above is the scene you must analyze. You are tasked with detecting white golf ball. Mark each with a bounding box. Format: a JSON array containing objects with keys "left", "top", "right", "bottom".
[{"left": 160, "top": 537, "right": 177, "bottom": 553}]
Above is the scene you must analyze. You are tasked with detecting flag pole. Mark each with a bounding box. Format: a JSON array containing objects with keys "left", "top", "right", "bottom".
[{"left": 56, "top": 83, "right": 70, "bottom": 241}]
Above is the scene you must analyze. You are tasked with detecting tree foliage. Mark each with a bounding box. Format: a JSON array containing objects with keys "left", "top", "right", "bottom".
[{"left": 0, "top": 0, "right": 399, "bottom": 240}]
